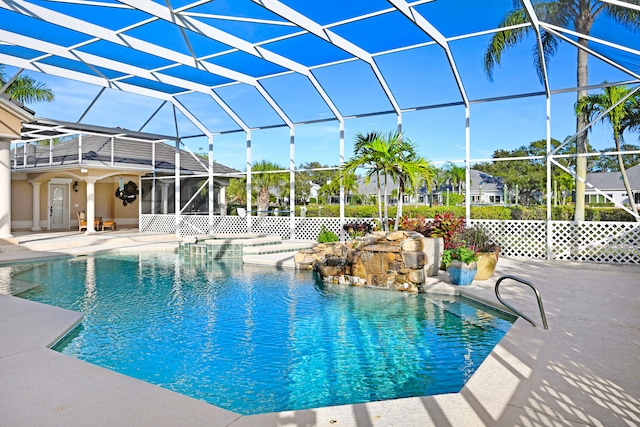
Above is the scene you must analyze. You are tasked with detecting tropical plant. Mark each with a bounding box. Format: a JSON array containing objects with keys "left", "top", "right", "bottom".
[
  {"left": 330, "top": 169, "right": 359, "bottom": 204},
  {"left": 441, "top": 246, "right": 478, "bottom": 267},
  {"left": 429, "top": 167, "right": 450, "bottom": 206},
  {"left": 399, "top": 214, "right": 430, "bottom": 236},
  {"left": 484, "top": 1, "right": 640, "bottom": 221},
  {"left": 342, "top": 131, "right": 434, "bottom": 232},
  {"left": 0, "top": 65, "right": 55, "bottom": 103},
  {"left": 430, "top": 212, "right": 466, "bottom": 248},
  {"left": 251, "top": 160, "right": 287, "bottom": 216},
  {"left": 226, "top": 177, "right": 247, "bottom": 205},
  {"left": 576, "top": 84, "right": 640, "bottom": 221},
  {"left": 389, "top": 138, "right": 435, "bottom": 230},
  {"left": 317, "top": 225, "right": 339, "bottom": 243},
  {"left": 445, "top": 163, "right": 465, "bottom": 194},
  {"left": 343, "top": 131, "right": 387, "bottom": 230},
  {"left": 458, "top": 224, "right": 499, "bottom": 253},
  {"left": 342, "top": 222, "right": 372, "bottom": 239}
]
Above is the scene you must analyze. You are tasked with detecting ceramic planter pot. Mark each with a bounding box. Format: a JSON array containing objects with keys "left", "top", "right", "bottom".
[
  {"left": 446, "top": 260, "right": 477, "bottom": 285},
  {"left": 475, "top": 251, "right": 498, "bottom": 281}
]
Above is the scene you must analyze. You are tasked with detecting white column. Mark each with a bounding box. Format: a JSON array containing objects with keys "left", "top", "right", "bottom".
[
  {"left": 85, "top": 178, "right": 97, "bottom": 234},
  {"left": 30, "top": 181, "right": 42, "bottom": 231},
  {"left": 208, "top": 135, "right": 214, "bottom": 229},
  {"left": 0, "top": 140, "right": 12, "bottom": 238},
  {"left": 246, "top": 131, "right": 252, "bottom": 233},
  {"left": 465, "top": 106, "right": 471, "bottom": 223},
  {"left": 218, "top": 186, "right": 226, "bottom": 216},
  {"left": 175, "top": 139, "right": 181, "bottom": 237},
  {"left": 161, "top": 182, "right": 169, "bottom": 214},
  {"left": 289, "top": 126, "right": 295, "bottom": 239},
  {"left": 151, "top": 142, "right": 156, "bottom": 214},
  {"left": 339, "top": 121, "right": 345, "bottom": 240}
]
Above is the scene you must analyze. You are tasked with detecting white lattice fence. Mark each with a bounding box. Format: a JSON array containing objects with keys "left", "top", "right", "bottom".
[
  {"left": 178, "top": 215, "right": 210, "bottom": 236},
  {"left": 293, "top": 217, "right": 341, "bottom": 241},
  {"left": 210, "top": 216, "right": 248, "bottom": 235},
  {"left": 140, "top": 214, "right": 177, "bottom": 234},
  {"left": 551, "top": 221, "right": 640, "bottom": 264},
  {"left": 141, "top": 214, "right": 639, "bottom": 264},
  {"left": 250, "top": 217, "right": 292, "bottom": 239},
  {"left": 471, "top": 220, "right": 547, "bottom": 259}
]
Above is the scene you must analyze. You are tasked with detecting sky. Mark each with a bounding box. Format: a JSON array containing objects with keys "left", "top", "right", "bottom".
[{"left": 6, "top": 3, "right": 638, "bottom": 173}]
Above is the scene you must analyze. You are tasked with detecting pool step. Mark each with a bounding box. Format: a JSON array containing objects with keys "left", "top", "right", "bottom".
[
  {"left": 189, "top": 244, "right": 208, "bottom": 257},
  {"left": 242, "top": 240, "right": 315, "bottom": 256},
  {"left": 0, "top": 244, "right": 29, "bottom": 253},
  {"left": 242, "top": 240, "right": 316, "bottom": 268}
]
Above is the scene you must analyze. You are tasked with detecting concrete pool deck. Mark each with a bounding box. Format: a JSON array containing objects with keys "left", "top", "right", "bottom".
[{"left": 1, "top": 231, "right": 638, "bottom": 426}]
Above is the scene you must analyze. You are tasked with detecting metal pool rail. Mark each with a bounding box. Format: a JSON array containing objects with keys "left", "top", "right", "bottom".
[{"left": 495, "top": 275, "right": 549, "bottom": 330}]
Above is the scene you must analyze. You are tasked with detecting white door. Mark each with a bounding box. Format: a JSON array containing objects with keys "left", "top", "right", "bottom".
[{"left": 50, "top": 184, "right": 68, "bottom": 230}]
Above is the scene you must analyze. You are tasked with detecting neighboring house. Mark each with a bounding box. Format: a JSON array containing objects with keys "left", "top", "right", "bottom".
[
  {"left": 10, "top": 119, "right": 237, "bottom": 232},
  {"left": 584, "top": 164, "right": 640, "bottom": 205},
  {"left": 352, "top": 169, "right": 506, "bottom": 206},
  {"left": 467, "top": 169, "right": 505, "bottom": 205}
]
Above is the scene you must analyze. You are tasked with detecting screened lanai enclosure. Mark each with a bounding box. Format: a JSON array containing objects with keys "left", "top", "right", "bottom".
[{"left": 1, "top": 0, "right": 640, "bottom": 263}]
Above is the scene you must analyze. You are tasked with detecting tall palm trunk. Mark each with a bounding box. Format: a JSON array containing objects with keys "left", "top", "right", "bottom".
[
  {"left": 394, "top": 180, "right": 405, "bottom": 231},
  {"left": 614, "top": 132, "right": 640, "bottom": 221},
  {"left": 376, "top": 173, "right": 384, "bottom": 231},
  {"left": 574, "top": 30, "right": 591, "bottom": 221},
  {"left": 257, "top": 186, "right": 270, "bottom": 216},
  {"left": 383, "top": 175, "right": 390, "bottom": 232}
]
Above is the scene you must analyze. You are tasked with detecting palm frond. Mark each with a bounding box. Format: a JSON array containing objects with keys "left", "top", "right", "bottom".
[{"left": 483, "top": 8, "right": 532, "bottom": 81}]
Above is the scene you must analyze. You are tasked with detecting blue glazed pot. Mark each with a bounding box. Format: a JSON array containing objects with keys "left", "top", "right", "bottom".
[{"left": 446, "top": 261, "right": 477, "bottom": 286}]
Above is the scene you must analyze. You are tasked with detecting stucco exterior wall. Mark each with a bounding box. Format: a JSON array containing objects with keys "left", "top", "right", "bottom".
[
  {"left": 10, "top": 177, "right": 31, "bottom": 222},
  {"left": 11, "top": 175, "right": 140, "bottom": 231}
]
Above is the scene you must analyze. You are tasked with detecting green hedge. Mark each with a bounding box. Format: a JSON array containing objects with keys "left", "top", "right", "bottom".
[{"left": 295, "top": 203, "right": 637, "bottom": 221}]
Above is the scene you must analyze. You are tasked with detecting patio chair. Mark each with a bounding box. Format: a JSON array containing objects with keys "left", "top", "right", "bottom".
[
  {"left": 77, "top": 210, "right": 102, "bottom": 232},
  {"left": 102, "top": 219, "right": 117, "bottom": 231},
  {"left": 237, "top": 207, "right": 247, "bottom": 219}
]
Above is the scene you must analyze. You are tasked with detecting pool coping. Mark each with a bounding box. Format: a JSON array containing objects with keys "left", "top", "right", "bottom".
[{"left": 1, "top": 233, "right": 638, "bottom": 426}]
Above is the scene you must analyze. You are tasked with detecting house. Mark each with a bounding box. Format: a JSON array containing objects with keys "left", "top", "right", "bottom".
[
  {"left": 10, "top": 118, "right": 238, "bottom": 233},
  {"left": 584, "top": 164, "right": 640, "bottom": 205},
  {"left": 467, "top": 169, "right": 506, "bottom": 205},
  {"left": 351, "top": 169, "right": 506, "bottom": 206},
  {"left": 1, "top": 95, "right": 36, "bottom": 238}
]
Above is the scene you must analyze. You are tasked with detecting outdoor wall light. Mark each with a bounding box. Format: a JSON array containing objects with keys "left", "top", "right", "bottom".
[
  {"left": 73, "top": 181, "right": 79, "bottom": 192},
  {"left": 81, "top": 168, "right": 88, "bottom": 173}
]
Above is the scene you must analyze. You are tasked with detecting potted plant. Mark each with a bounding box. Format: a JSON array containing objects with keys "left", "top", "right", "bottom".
[
  {"left": 442, "top": 244, "right": 478, "bottom": 285},
  {"left": 459, "top": 224, "right": 499, "bottom": 280}
]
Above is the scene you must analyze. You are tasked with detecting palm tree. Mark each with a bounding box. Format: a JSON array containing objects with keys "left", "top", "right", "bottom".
[
  {"left": 576, "top": 84, "right": 640, "bottom": 221},
  {"left": 343, "top": 131, "right": 386, "bottom": 229},
  {"left": 446, "top": 163, "right": 465, "bottom": 194},
  {"left": 484, "top": 1, "right": 640, "bottom": 221},
  {"left": 0, "top": 65, "right": 55, "bottom": 103},
  {"left": 343, "top": 131, "right": 434, "bottom": 231},
  {"left": 390, "top": 139, "right": 434, "bottom": 230},
  {"left": 334, "top": 169, "right": 359, "bottom": 204},
  {"left": 226, "top": 177, "right": 247, "bottom": 206},
  {"left": 251, "top": 160, "right": 287, "bottom": 216},
  {"left": 429, "top": 167, "right": 450, "bottom": 206}
]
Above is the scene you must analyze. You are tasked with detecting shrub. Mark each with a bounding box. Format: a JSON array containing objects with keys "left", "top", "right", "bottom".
[
  {"left": 471, "top": 206, "right": 511, "bottom": 219},
  {"left": 458, "top": 223, "right": 498, "bottom": 253},
  {"left": 432, "top": 212, "right": 465, "bottom": 247},
  {"left": 398, "top": 214, "right": 432, "bottom": 236},
  {"left": 317, "top": 225, "right": 339, "bottom": 243},
  {"left": 442, "top": 246, "right": 478, "bottom": 266},
  {"left": 343, "top": 222, "right": 372, "bottom": 238}
]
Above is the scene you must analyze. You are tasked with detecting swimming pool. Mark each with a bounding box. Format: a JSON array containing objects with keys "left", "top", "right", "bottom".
[{"left": 13, "top": 253, "right": 514, "bottom": 415}]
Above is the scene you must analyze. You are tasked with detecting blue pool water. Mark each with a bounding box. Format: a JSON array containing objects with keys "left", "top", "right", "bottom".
[{"left": 14, "top": 253, "right": 513, "bottom": 415}]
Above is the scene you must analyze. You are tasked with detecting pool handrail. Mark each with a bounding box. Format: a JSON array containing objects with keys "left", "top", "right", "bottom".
[{"left": 495, "top": 275, "right": 549, "bottom": 330}]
